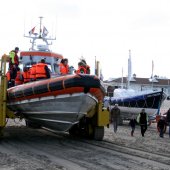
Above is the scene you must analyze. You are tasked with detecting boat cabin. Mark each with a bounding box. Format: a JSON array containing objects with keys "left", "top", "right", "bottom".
[{"left": 20, "top": 51, "right": 63, "bottom": 74}]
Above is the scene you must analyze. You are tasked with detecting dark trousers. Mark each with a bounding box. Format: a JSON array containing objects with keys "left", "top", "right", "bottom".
[
  {"left": 159, "top": 128, "right": 164, "bottom": 138},
  {"left": 131, "top": 127, "right": 135, "bottom": 136},
  {"left": 140, "top": 124, "right": 147, "bottom": 137},
  {"left": 113, "top": 120, "right": 118, "bottom": 133}
]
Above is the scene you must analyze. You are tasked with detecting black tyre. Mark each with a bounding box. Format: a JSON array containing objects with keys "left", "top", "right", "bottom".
[
  {"left": 93, "top": 126, "right": 104, "bottom": 141},
  {"left": 69, "top": 124, "right": 80, "bottom": 136},
  {"left": 25, "top": 120, "right": 41, "bottom": 129}
]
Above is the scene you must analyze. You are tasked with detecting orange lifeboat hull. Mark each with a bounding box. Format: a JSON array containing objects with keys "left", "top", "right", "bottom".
[{"left": 7, "top": 74, "right": 105, "bottom": 131}]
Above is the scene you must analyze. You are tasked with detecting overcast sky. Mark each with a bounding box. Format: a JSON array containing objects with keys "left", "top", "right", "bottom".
[{"left": 1, "top": 0, "right": 170, "bottom": 80}]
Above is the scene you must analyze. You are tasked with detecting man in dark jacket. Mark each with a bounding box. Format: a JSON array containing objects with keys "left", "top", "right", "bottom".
[
  {"left": 9, "top": 47, "right": 20, "bottom": 82},
  {"left": 137, "top": 109, "right": 148, "bottom": 137},
  {"left": 110, "top": 104, "right": 120, "bottom": 133}
]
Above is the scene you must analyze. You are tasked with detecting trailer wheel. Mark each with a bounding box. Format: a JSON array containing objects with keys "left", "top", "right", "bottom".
[
  {"left": 69, "top": 124, "right": 80, "bottom": 136},
  {"left": 93, "top": 126, "right": 104, "bottom": 141},
  {"left": 0, "top": 128, "right": 4, "bottom": 138},
  {"left": 25, "top": 120, "right": 41, "bottom": 129}
]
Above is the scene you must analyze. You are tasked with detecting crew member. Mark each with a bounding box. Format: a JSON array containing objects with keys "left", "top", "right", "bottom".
[
  {"left": 30, "top": 64, "right": 36, "bottom": 81},
  {"left": 64, "top": 58, "right": 69, "bottom": 74},
  {"left": 9, "top": 47, "right": 20, "bottom": 80},
  {"left": 59, "top": 58, "right": 69, "bottom": 75},
  {"left": 35, "top": 58, "right": 51, "bottom": 80},
  {"left": 76, "top": 61, "right": 87, "bottom": 74},
  {"left": 81, "top": 59, "right": 90, "bottom": 74},
  {"left": 22, "top": 67, "right": 30, "bottom": 83},
  {"left": 6, "top": 68, "right": 11, "bottom": 88},
  {"left": 15, "top": 68, "right": 24, "bottom": 86}
]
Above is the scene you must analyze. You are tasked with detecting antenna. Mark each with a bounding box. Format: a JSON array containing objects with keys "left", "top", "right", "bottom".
[
  {"left": 121, "top": 67, "right": 123, "bottom": 89},
  {"left": 24, "top": 17, "right": 56, "bottom": 51},
  {"left": 39, "top": 16, "right": 43, "bottom": 38}
]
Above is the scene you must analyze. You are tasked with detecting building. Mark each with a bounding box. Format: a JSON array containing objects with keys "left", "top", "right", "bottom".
[{"left": 104, "top": 75, "right": 170, "bottom": 97}]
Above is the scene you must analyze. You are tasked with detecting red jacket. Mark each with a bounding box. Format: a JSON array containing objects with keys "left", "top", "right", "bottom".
[
  {"left": 22, "top": 70, "right": 30, "bottom": 83},
  {"left": 35, "top": 63, "right": 48, "bottom": 79},
  {"left": 30, "top": 65, "right": 36, "bottom": 81},
  {"left": 14, "top": 55, "right": 19, "bottom": 65},
  {"left": 59, "top": 63, "right": 69, "bottom": 74}
]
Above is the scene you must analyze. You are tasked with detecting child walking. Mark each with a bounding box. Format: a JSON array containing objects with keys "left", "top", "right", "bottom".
[{"left": 129, "top": 114, "right": 137, "bottom": 136}]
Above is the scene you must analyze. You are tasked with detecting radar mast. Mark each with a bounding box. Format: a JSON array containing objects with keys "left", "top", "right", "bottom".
[{"left": 24, "top": 17, "right": 56, "bottom": 51}]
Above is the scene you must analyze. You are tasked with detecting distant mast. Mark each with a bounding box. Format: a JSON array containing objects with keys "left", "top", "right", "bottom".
[
  {"left": 121, "top": 67, "right": 124, "bottom": 89},
  {"left": 127, "top": 49, "right": 132, "bottom": 88}
]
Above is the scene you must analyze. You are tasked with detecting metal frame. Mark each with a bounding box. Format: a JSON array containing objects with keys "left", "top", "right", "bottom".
[{"left": 0, "top": 55, "right": 16, "bottom": 136}]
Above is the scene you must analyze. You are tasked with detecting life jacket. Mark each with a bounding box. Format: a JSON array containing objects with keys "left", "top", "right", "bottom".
[
  {"left": 76, "top": 66, "right": 87, "bottom": 74},
  {"left": 9, "top": 50, "right": 15, "bottom": 64},
  {"left": 59, "top": 63, "right": 67, "bottom": 74},
  {"left": 9, "top": 50, "right": 19, "bottom": 65},
  {"left": 22, "top": 70, "right": 30, "bottom": 83},
  {"left": 6, "top": 71, "right": 11, "bottom": 81},
  {"left": 15, "top": 71, "right": 23, "bottom": 86},
  {"left": 66, "top": 64, "right": 69, "bottom": 74},
  {"left": 30, "top": 65, "right": 36, "bottom": 81},
  {"left": 35, "top": 63, "right": 47, "bottom": 79}
]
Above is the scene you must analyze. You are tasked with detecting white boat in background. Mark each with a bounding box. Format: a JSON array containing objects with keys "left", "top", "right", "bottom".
[
  {"left": 104, "top": 50, "right": 167, "bottom": 122},
  {"left": 104, "top": 88, "right": 167, "bottom": 121}
]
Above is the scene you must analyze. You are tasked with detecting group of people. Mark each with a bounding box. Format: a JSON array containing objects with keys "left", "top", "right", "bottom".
[
  {"left": 6, "top": 47, "right": 91, "bottom": 88},
  {"left": 109, "top": 104, "right": 170, "bottom": 138},
  {"left": 6, "top": 50, "right": 51, "bottom": 88},
  {"left": 59, "top": 58, "right": 90, "bottom": 75}
]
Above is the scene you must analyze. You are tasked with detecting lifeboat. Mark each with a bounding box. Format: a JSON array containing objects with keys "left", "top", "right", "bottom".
[{"left": 6, "top": 17, "right": 109, "bottom": 140}]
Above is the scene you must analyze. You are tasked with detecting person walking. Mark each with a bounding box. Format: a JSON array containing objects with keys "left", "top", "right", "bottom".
[
  {"left": 164, "top": 108, "right": 170, "bottom": 137},
  {"left": 110, "top": 104, "right": 120, "bottom": 133},
  {"left": 137, "top": 108, "right": 148, "bottom": 137},
  {"left": 129, "top": 114, "right": 137, "bottom": 136},
  {"left": 157, "top": 116, "right": 166, "bottom": 138}
]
